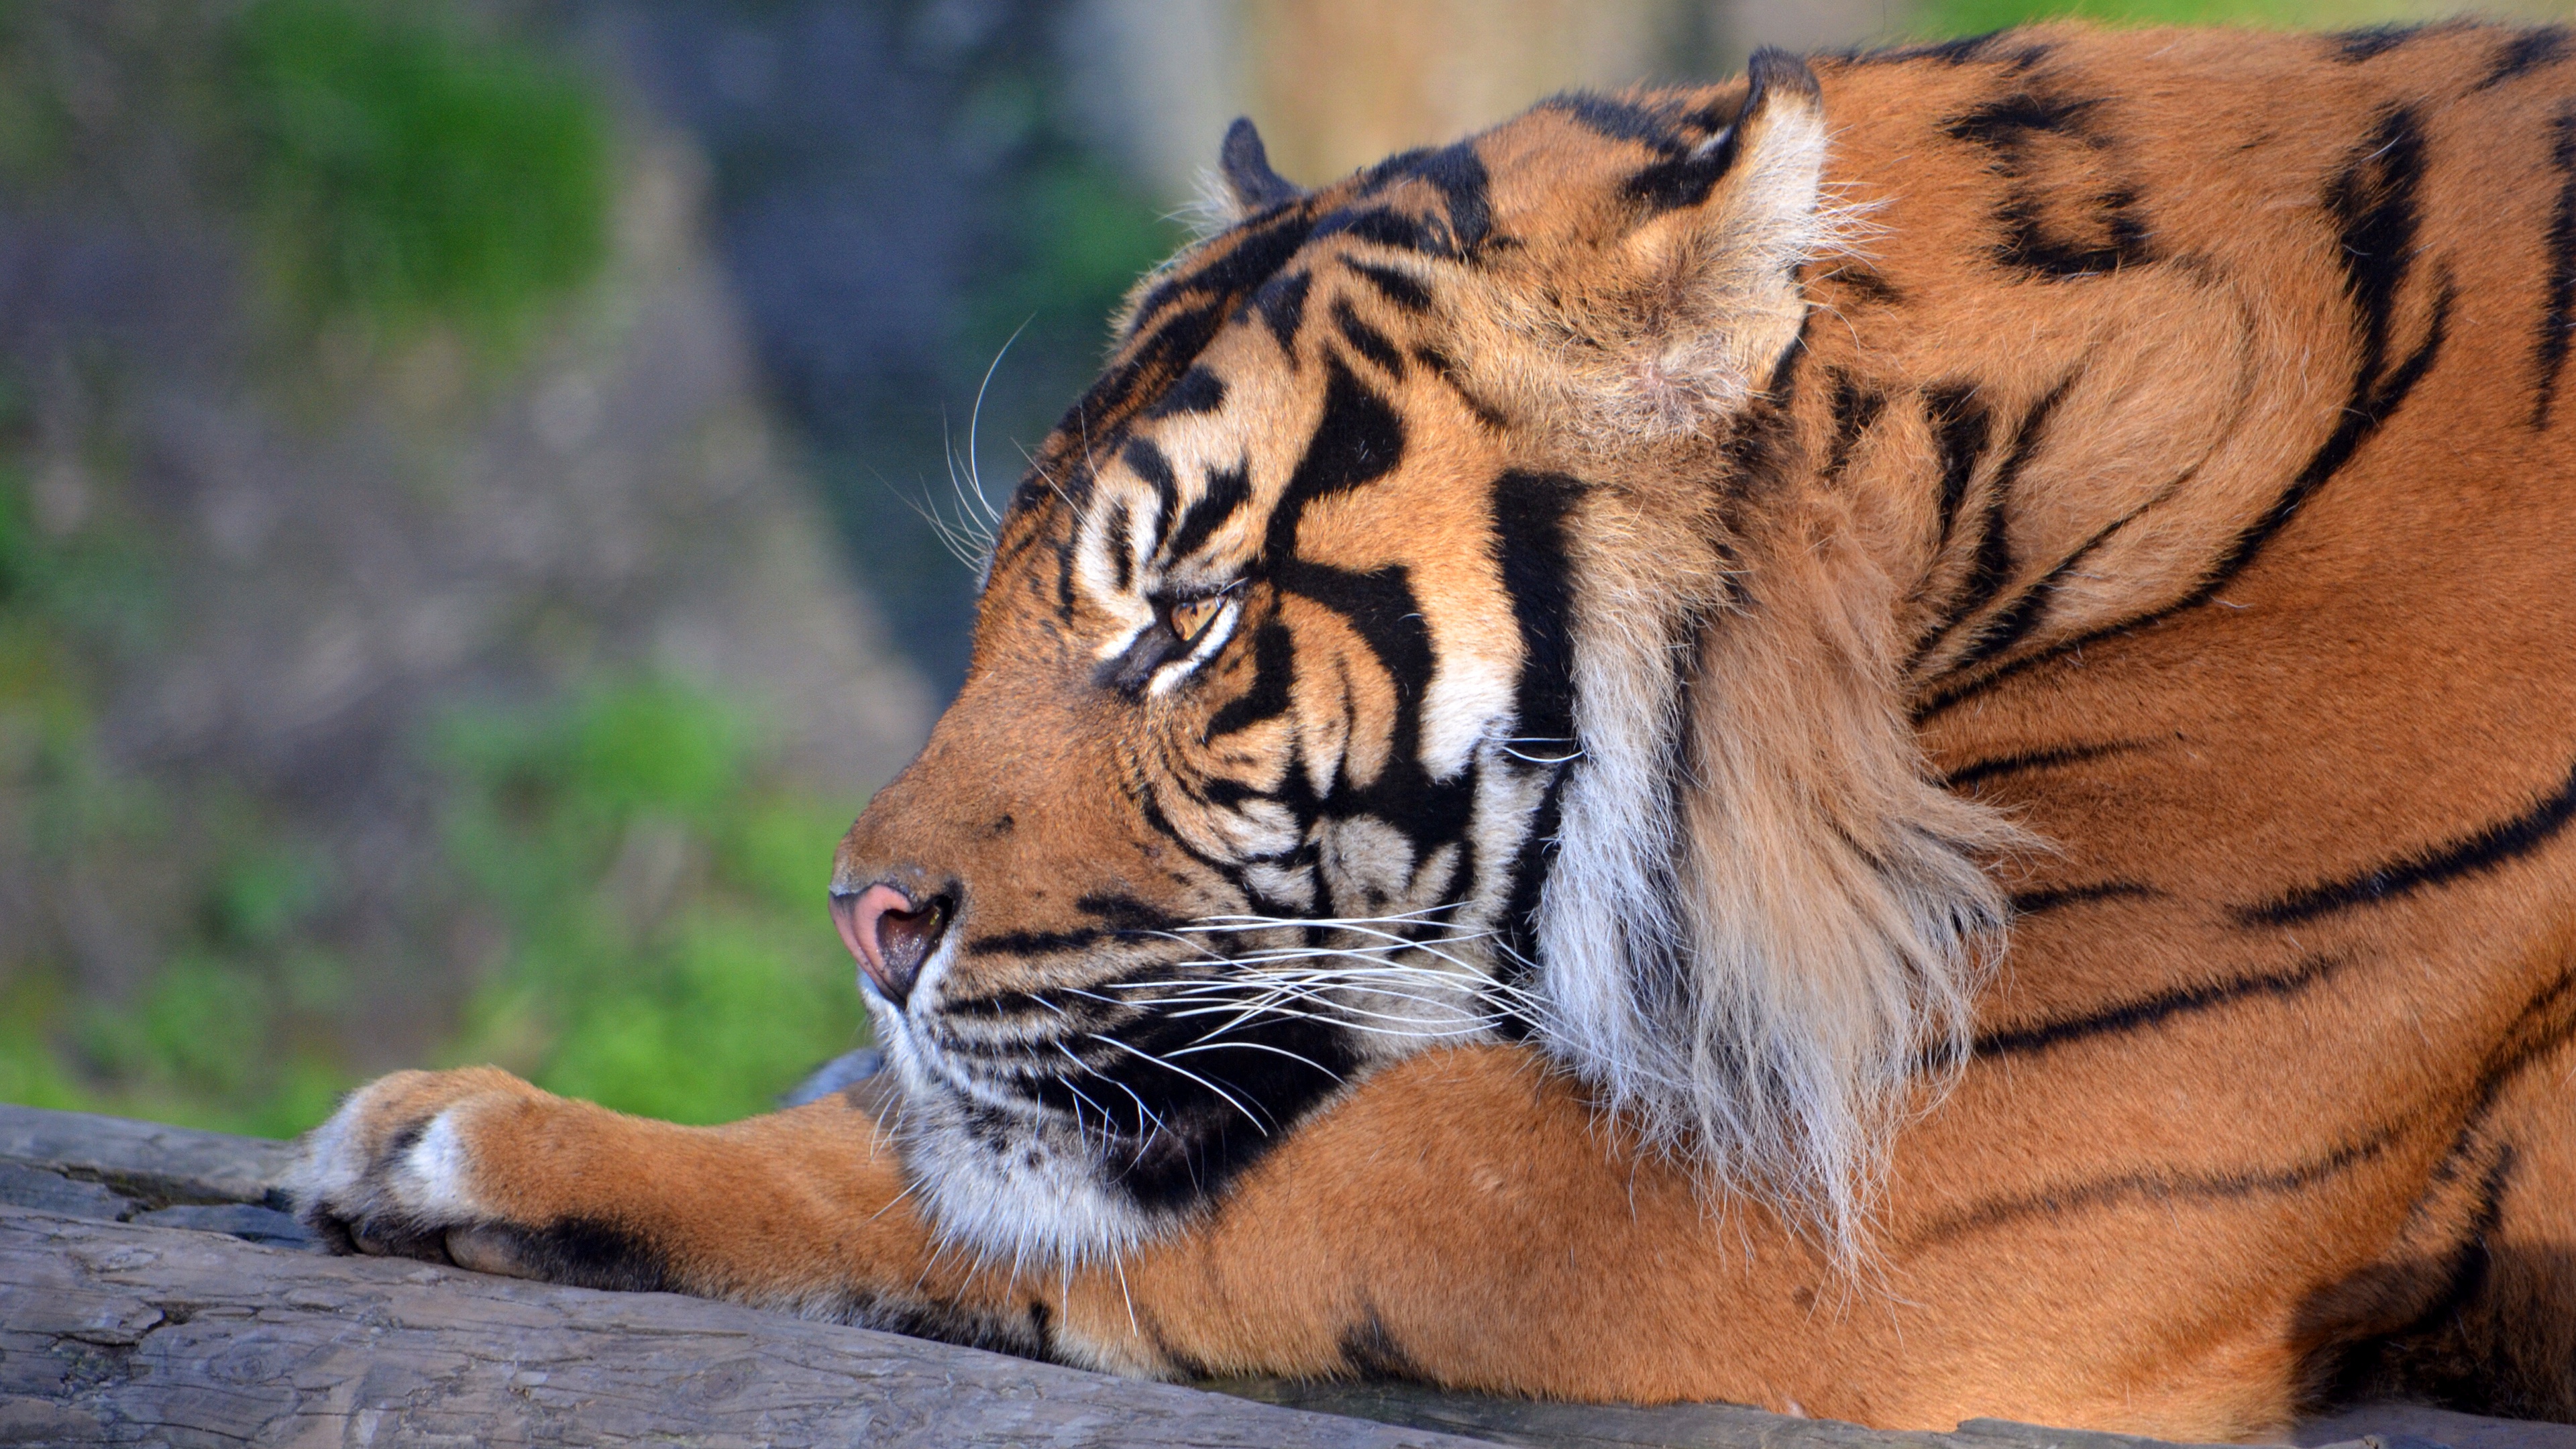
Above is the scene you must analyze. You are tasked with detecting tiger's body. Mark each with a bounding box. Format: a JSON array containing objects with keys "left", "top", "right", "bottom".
[{"left": 292, "top": 23, "right": 2576, "bottom": 1439}]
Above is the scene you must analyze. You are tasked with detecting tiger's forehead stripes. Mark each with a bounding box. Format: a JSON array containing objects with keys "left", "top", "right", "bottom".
[{"left": 996, "top": 73, "right": 1784, "bottom": 571}]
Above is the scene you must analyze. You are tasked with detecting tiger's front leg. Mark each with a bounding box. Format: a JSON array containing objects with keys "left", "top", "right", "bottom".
[
  {"left": 286, "top": 1046, "right": 2318, "bottom": 1436},
  {"left": 286, "top": 1064, "right": 1097, "bottom": 1358},
  {"left": 288, "top": 1048, "right": 1849, "bottom": 1397}
]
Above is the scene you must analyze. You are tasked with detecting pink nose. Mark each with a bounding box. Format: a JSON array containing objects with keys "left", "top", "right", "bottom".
[{"left": 830, "top": 883, "right": 949, "bottom": 1006}]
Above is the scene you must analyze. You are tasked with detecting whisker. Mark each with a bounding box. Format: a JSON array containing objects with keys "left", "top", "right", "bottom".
[
  {"left": 1087, "top": 1032, "right": 1271, "bottom": 1134},
  {"left": 1059, "top": 1042, "right": 1171, "bottom": 1146},
  {"left": 959, "top": 317, "right": 1032, "bottom": 536},
  {"left": 1165, "top": 1038, "right": 1346, "bottom": 1081}
]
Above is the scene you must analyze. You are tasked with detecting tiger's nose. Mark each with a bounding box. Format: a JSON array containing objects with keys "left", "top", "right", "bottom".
[{"left": 830, "top": 881, "right": 953, "bottom": 1008}]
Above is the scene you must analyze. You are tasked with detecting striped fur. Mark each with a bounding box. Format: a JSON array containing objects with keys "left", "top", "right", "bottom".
[{"left": 296, "top": 24, "right": 2576, "bottom": 1436}]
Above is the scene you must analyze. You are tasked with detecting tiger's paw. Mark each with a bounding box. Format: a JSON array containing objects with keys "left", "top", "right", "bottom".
[{"left": 287, "top": 1067, "right": 579, "bottom": 1280}]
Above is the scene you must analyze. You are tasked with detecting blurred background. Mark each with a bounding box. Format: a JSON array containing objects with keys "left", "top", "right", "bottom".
[{"left": 0, "top": 0, "right": 2555, "bottom": 1136}]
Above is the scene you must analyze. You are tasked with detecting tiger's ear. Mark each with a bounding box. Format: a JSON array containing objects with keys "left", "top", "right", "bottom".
[
  {"left": 1568, "top": 49, "right": 1831, "bottom": 437},
  {"left": 1219, "top": 117, "right": 1305, "bottom": 215}
]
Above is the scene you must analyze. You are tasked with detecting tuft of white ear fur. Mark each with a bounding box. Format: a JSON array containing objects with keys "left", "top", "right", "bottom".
[{"left": 1566, "top": 50, "right": 1837, "bottom": 443}]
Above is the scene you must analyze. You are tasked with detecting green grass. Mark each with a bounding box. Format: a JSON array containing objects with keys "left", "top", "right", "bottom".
[
  {"left": 0, "top": 672, "right": 869, "bottom": 1138},
  {"left": 1916, "top": 0, "right": 2458, "bottom": 35},
  {"left": 233, "top": 0, "right": 610, "bottom": 342},
  {"left": 433, "top": 680, "right": 871, "bottom": 1126}
]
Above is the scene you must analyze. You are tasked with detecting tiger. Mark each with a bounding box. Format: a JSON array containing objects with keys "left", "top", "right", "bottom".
[{"left": 288, "top": 20, "right": 2576, "bottom": 1440}]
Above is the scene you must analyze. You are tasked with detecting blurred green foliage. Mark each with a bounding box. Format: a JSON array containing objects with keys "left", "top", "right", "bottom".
[
  {"left": 0, "top": 2, "right": 863, "bottom": 1138},
  {"left": 1917, "top": 0, "right": 2438, "bottom": 39},
  {"left": 233, "top": 0, "right": 610, "bottom": 341},
  {"left": 1, "top": 653, "right": 869, "bottom": 1135},
  {"left": 435, "top": 682, "right": 867, "bottom": 1126}
]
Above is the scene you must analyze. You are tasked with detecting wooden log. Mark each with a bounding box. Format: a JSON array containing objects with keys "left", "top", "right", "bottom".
[
  {"left": 0, "top": 1104, "right": 294, "bottom": 1209},
  {"left": 0, "top": 1208, "right": 1499, "bottom": 1448},
  {"left": 3, "top": 1104, "right": 2569, "bottom": 1449}
]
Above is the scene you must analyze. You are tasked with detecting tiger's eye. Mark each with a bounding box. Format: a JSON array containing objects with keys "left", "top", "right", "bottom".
[{"left": 1167, "top": 594, "right": 1224, "bottom": 643}]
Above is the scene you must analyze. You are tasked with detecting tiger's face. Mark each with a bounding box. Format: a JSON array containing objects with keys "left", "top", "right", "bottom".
[{"left": 833, "top": 62, "right": 1849, "bottom": 1260}]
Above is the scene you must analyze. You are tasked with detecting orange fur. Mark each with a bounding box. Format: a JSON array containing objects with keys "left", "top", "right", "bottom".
[{"left": 297, "top": 23, "right": 2576, "bottom": 1436}]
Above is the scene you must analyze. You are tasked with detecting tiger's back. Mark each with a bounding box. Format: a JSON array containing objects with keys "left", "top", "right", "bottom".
[{"left": 1823, "top": 21, "right": 2576, "bottom": 1423}]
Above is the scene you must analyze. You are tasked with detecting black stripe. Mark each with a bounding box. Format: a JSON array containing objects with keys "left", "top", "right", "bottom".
[
  {"left": 1975, "top": 953, "right": 2345, "bottom": 1059},
  {"left": 1264, "top": 360, "right": 1405, "bottom": 563},
  {"left": 1204, "top": 616, "right": 1295, "bottom": 739},
  {"left": 967, "top": 927, "right": 1121, "bottom": 957},
  {"left": 1332, "top": 297, "right": 1406, "bottom": 376},
  {"left": 1926, "top": 378, "right": 2074, "bottom": 668},
  {"left": 1311, "top": 206, "right": 1444, "bottom": 256},
  {"left": 1128, "top": 209, "right": 1316, "bottom": 335},
  {"left": 1349, "top": 260, "right": 1433, "bottom": 313},
  {"left": 1124, "top": 438, "right": 1180, "bottom": 549},
  {"left": 2206, "top": 109, "right": 2434, "bottom": 586},
  {"left": 932, "top": 988, "right": 1055, "bottom": 1019},
  {"left": 2475, "top": 26, "right": 2570, "bottom": 90},
  {"left": 1160, "top": 461, "right": 1250, "bottom": 567},
  {"left": 1144, "top": 366, "right": 1226, "bottom": 419},
  {"left": 1253, "top": 272, "right": 1311, "bottom": 357},
  {"left": 2532, "top": 105, "right": 2576, "bottom": 430},
  {"left": 1413, "top": 344, "right": 1507, "bottom": 430},
  {"left": 1935, "top": 482, "right": 2164, "bottom": 689},
  {"left": 1822, "top": 372, "right": 1886, "bottom": 484},
  {"left": 1941, "top": 737, "right": 2151, "bottom": 792},
  {"left": 1924, "top": 383, "right": 1991, "bottom": 553},
  {"left": 1915, "top": 113, "right": 2451, "bottom": 725},
  {"left": 2390, "top": 1142, "right": 2515, "bottom": 1328},
  {"left": 2236, "top": 757, "right": 2576, "bottom": 926},
  {"left": 1627, "top": 121, "right": 1743, "bottom": 213},
  {"left": 2310, "top": 1135, "right": 2523, "bottom": 1408},
  {"left": 2010, "top": 880, "right": 2159, "bottom": 915},
  {"left": 1490, "top": 470, "right": 1584, "bottom": 988},
  {"left": 1948, "top": 576, "right": 2049, "bottom": 674},
  {"left": 1943, "top": 93, "right": 2153, "bottom": 278},
  {"left": 1539, "top": 93, "right": 1698, "bottom": 151},
  {"left": 1994, "top": 187, "right": 2153, "bottom": 280},
  {"left": 1821, "top": 262, "right": 1905, "bottom": 307},
  {"left": 1881, "top": 31, "right": 2004, "bottom": 66},
  {"left": 1136, "top": 786, "right": 1252, "bottom": 886},
  {"left": 1907, "top": 462, "right": 2212, "bottom": 720},
  {"left": 1077, "top": 892, "right": 1187, "bottom": 932},
  {"left": 1945, "top": 484, "right": 2015, "bottom": 645},
  {"left": 1106, "top": 498, "right": 1134, "bottom": 593},
  {"left": 962, "top": 895, "right": 1189, "bottom": 960},
  {"left": 1358, "top": 142, "right": 1493, "bottom": 258},
  {"left": 2334, "top": 959, "right": 2576, "bottom": 1364},
  {"left": 2332, "top": 23, "right": 2425, "bottom": 62},
  {"left": 1491, "top": 472, "right": 1582, "bottom": 753},
  {"left": 1018, "top": 299, "right": 1227, "bottom": 521},
  {"left": 1943, "top": 91, "right": 2098, "bottom": 149},
  {"left": 1912, "top": 1122, "right": 2402, "bottom": 1246}
]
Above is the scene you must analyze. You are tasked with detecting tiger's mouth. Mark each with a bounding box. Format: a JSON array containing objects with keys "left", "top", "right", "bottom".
[{"left": 871, "top": 916, "right": 1511, "bottom": 1252}]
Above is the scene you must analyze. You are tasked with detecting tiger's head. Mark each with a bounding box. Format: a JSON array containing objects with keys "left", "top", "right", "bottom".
[{"left": 832, "top": 52, "right": 2017, "bottom": 1263}]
